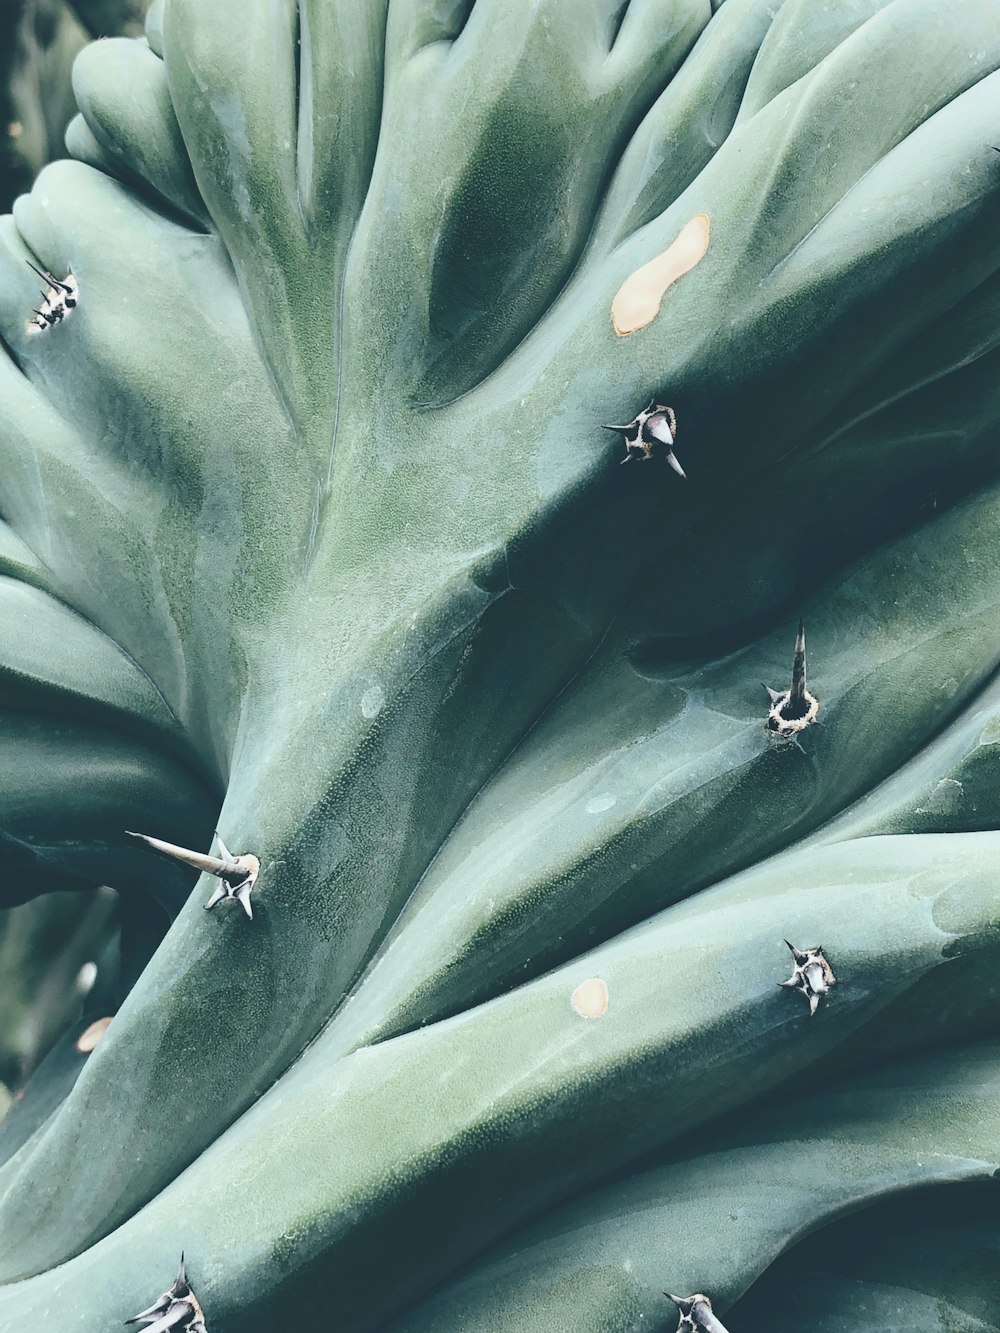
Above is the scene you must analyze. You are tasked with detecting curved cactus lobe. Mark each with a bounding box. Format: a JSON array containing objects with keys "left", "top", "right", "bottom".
[
  {"left": 360, "top": 0, "right": 708, "bottom": 405},
  {"left": 729, "top": 1188, "right": 1000, "bottom": 1333},
  {"left": 390, "top": 1040, "right": 1000, "bottom": 1333},
  {"left": 1, "top": 831, "right": 1000, "bottom": 1327},
  {"left": 70, "top": 37, "right": 209, "bottom": 228},
  {"left": 160, "top": 0, "right": 392, "bottom": 437}
]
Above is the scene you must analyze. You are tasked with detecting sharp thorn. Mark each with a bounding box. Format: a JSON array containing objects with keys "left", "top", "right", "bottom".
[
  {"left": 204, "top": 883, "right": 227, "bottom": 911},
  {"left": 646, "top": 415, "right": 674, "bottom": 448},
  {"left": 124, "top": 1297, "right": 171, "bottom": 1325},
  {"left": 215, "top": 831, "right": 234, "bottom": 863},
  {"left": 665, "top": 450, "right": 686, "bottom": 478},
  {"left": 131, "top": 1306, "right": 194, "bottom": 1333},
  {"left": 789, "top": 617, "right": 807, "bottom": 708},
  {"left": 127, "top": 830, "right": 230, "bottom": 878}
]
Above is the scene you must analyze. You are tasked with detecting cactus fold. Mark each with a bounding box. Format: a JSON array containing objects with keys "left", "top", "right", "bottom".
[{"left": 1, "top": 0, "right": 1000, "bottom": 1327}]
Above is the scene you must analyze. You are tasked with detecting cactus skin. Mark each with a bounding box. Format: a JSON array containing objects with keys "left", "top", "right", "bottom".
[{"left": 0, "top": 0, "right": 1000, "bottom": 1327}]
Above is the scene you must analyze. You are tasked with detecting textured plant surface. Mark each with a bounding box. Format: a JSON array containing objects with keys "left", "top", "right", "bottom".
[{"left": 1, "top": 0, "right": 1000, "bottom": 1328}]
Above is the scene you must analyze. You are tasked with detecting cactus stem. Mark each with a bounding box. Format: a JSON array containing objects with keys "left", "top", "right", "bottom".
[
  {"left": 126, "top": 830, "right": 260, "bottom": 920},
  {"left": 665, "top": 1291, "right": 730, "bottom": 1332},
  {"left": 125, "top": 1254, "right": 206, "bottom": 1332},
  {"left": 779, "top": 940, "right": 836, "bottom": 1016},
  {"left": 764, "top": 619, "right": 819, "bottom": 739}
]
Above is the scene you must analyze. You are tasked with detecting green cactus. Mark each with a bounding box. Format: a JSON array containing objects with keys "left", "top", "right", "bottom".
[{"left": 0, "top": 0, "right": 999, "bottom": 1327}]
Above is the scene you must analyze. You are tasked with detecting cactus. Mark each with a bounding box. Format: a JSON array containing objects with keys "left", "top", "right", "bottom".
[{"left": 0, "top": 0, "right": 999, "bottom": 1328}]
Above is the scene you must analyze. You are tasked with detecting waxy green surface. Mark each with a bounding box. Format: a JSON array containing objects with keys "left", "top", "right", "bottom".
[{"left": 0, "top": 0, "right": 999, "bottom": 1326}]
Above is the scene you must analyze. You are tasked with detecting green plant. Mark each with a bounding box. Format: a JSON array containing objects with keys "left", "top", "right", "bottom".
[{"left": 0, "top": 0, "right": 999, "bottom": 1327}]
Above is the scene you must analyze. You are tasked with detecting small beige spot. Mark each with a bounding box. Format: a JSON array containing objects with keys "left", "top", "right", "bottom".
[
  {"left": 612, "top": 212, "right": 711, "bottom": 335},
  {"left": 571, "top": 977, "right": 609, "bottom": 1019},
  {"left": 76, "top": 1016, "right": 113, "bottom": 1053}
]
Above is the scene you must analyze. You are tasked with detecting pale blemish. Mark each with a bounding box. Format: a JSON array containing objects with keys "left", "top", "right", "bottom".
[
  {"left": 571, "top": 977, "right": 609, "bottom": 1018},
  {"left": 612, "top": 212, "right": 711, "bottom": 335},
  {"left": 915, "top": 777, "right": 964, "bottom": 816},
  {"left": 586, "top": 792, "right": 617, "bottom": 814},
  {"left": 76, "top": 1016, "right": 112, "bottom": 1053},
  {"left": 361, "top": 684, "right": 386, "bottom": 719}
]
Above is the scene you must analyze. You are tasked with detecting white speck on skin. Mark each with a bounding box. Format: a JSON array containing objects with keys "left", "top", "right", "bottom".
[
  {"left": 361, "top": 685, "right": 385, "bottom": 719},
  {"left": 586, "top": 792, "right": 616, "bottom": 814}
]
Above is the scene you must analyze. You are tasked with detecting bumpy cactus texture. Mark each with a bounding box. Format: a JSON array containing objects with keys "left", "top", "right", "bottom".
[{"left": 1, "top": 0, "right": 1000, "bottom": 1327}]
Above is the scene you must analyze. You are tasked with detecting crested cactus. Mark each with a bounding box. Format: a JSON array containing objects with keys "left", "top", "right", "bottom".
[
  {"left": 1, "top": 0, "right": 1000, "bottom": 1329},
  {"left": 1, "top": 2, "right": 150, "bottom": 214}
]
